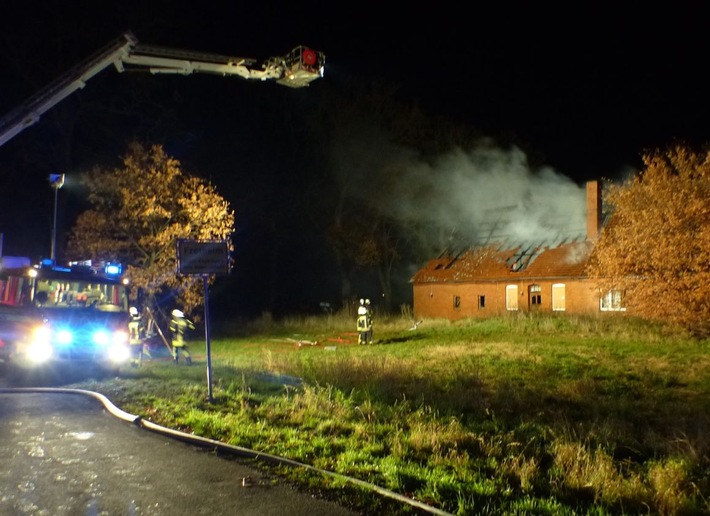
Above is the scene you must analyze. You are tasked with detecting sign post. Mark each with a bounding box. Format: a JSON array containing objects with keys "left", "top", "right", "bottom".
[{"left": 176, "top": 239, "right": 230, "bottom": 402}]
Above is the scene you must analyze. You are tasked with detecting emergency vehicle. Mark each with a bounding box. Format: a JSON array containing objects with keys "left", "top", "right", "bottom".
[{"left": 0, "top": 256, "right": 131, "bottom": 373}]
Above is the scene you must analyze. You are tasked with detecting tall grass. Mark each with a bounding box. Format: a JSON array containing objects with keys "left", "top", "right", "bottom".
[{"left": 73, "top": 314, "right": 710, "bottom": 515}]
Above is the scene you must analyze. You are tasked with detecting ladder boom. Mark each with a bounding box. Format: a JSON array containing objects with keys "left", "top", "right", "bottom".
[{"left": 0, "top": 31, "right": 324, "bottom": 147}]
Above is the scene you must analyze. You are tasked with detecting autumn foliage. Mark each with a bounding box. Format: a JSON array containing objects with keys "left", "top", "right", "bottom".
[
  {"left": 588, "top": 145, "right": 710, "bottom": 336},
  {"left": 67, "top": 142, "right": 235, "bottom": 315}
]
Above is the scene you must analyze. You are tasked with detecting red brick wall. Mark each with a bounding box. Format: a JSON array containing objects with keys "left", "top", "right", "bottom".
[{"left": 413, "top": 279, "right": 602, "bottom": 320}]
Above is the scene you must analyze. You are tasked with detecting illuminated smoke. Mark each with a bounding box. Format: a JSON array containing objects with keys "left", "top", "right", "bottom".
[
  {"left": 331, "top": 127, "right": 587, "bottom": 255},
  {"left": 382, "top": 144, "right": 587, "bottom": 251}
]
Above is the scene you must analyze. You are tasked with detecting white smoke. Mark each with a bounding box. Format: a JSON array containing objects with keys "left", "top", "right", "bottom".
[
  {"left": 330, "top": 124, "right": 588, "bottom": 253},
  {"left": 383, "top": 144, "right": 587, "bottom": 249}
]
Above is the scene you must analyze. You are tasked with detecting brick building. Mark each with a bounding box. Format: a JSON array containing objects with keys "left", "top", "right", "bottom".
[{"left": 411, "top": 181, "right": 623, "bottom": 320}]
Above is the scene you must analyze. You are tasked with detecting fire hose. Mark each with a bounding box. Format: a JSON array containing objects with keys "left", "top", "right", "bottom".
[{"left": 0, "top": 387, "right": 453, "bottom": 516}]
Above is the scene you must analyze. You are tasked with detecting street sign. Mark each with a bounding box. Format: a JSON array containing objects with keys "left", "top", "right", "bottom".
[
  {"left": 175, "top": 239, "right": 230, "bottom": 402},
  {"left": 177, "top": 239, "right": 229, "bottom": 276}
]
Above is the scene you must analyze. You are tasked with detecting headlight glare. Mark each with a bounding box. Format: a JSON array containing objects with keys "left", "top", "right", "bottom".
[
  {"left": 93, "top": 330, "right": 109, "bottom": 345},
  {"left": 108, "top": 344, "right": 130, "bottom": 363},
  {"left": 27, "top": 341, "right": 53, "bottom": 363},
  {"left": 112, "top": 330, "right": 128, "bottom": 345},
  {"left": 57, "top": 329, "right": 73, "bottom": 345},
  {"left": 32, "top": 325, "right": 51, "bottom": 344}
]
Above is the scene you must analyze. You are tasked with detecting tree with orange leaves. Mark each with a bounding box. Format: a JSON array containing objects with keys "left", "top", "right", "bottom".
[
  {"left": 588, "top": 145, "right": 710, "bottom": 337},
  {"left": 67, "top": 142, "right": 235, "bottom": 317}
]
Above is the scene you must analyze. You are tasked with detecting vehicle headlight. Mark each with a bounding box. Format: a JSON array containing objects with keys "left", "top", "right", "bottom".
[
  {"left": 27, "top": 341, "right": 54, "bottom": 362},
  {"left": 92, "top": 330, "right": 109, "bottom": 345},
  {"left": 112, "top": 330, "right": 128, "bottom": 345},
  {"left": 108, "top": 343, "right": 130, "bottom": 363},
  {"left": 32, "top": 325, "right": 51, "bottom": 344},
  {"left": 56, "top": 329, "right": 73, "bottom": 345},
  {"left": 28, "top": 326, "right": 53, "bottom": 363}
]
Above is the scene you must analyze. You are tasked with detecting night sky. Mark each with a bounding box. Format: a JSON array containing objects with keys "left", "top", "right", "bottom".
[{"left": 1, "top": 3, "right": 708, "bottom": 317}]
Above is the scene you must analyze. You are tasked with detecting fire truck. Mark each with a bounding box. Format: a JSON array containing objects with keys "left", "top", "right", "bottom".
[{"left": 0, "top": 256, "right": 131, "bottom": 373}]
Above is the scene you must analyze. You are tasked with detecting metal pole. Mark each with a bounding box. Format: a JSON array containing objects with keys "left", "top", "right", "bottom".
[
  {"left": 51, "top": 186, "right": 58, "bottom": 261},
  {"left": 204, "top": 275, "right": 213, "bottom": 402},
  {"left": 48, "top": 174, "right": 64, "bottom": 262}
]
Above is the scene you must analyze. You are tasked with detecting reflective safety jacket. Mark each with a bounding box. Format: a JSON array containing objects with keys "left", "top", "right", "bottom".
[{"left": 170, "top": 316, "right": 195, "bottom": 347}]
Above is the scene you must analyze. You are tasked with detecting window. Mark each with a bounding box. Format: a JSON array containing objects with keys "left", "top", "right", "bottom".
[
  {"left": 453, "top": 295, "right": 461, "bottom": 309},
  {"left": 552, "top": 283, "right": 566, "bottom": 311},
  {"left": 0, "top": 275, "right": 27, "bottom": 306},
  {"left": 478, "top": 295, "right": 486, "bottom": 309},
  {"left": 529, "top": 284, "right": 542, "bottom": 306},
  {"left": 506, "top": 285, "right": 518, "bottom": 311},
  {"left": 600, "top": 290, "right": 625, "bottom": 311}
]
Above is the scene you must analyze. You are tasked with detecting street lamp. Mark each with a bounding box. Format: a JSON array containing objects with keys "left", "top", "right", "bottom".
[{"left": 49, "top": 173, "right": 65, "bottom": 262}]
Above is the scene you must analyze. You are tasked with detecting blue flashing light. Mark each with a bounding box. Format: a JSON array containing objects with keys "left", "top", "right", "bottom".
[{"left": 105, "top": 263, "right": 122, "bottom": 276}]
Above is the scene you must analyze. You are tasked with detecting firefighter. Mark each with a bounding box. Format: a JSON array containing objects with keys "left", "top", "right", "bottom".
[
  {"left": 170, "top": 309, "right": 194, "bottom": 365},
  {"left": 357, "top": 299, "right": 368, "bottom": 345},
  {"left": 128, "top": 306, "right": 144, "bottom": 367},
  {"left": 365, "top": 298, "right": 374, "bottom": 344}
]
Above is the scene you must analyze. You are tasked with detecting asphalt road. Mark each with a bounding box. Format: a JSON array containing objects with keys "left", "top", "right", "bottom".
[{"left": 0, "top": 388, "right": 359, "bottom": 515}]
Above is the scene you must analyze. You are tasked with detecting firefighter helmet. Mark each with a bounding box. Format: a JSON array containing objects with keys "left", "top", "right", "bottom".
[{"left": 172, "top": 309, "right": 184, "bottom": 318}]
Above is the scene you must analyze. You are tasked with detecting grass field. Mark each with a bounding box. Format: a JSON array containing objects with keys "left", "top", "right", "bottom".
[{"left": 69, "top": 313, "right": 710, "bottom": 515}]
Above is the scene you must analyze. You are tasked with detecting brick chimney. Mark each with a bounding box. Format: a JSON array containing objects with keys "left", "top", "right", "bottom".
[{"left": 586, "top": 180, "right": 602, "bottom": 240}]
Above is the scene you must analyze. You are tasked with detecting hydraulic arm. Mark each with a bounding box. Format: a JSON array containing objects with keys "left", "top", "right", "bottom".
[{"left": 0, "top": 31, "right": 325, "bottom": 147}]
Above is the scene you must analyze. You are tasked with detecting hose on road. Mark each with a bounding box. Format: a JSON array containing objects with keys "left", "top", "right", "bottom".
[{"left": 0, "top": 387, "right": 453, "bottom": 516}]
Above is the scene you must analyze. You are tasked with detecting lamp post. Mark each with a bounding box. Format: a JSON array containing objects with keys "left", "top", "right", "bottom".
[{"left": 49, "top": 173, "right": 65, "bottom": 262}]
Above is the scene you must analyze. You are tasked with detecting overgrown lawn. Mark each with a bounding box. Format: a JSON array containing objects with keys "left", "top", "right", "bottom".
[{"left": 71, "top": 314, "right": 710, "bottom": 515}]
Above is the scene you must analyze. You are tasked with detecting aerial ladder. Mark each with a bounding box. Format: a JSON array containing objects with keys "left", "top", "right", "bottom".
[{"left": 0, "top": 31, "right": 325, "bottom": 147}]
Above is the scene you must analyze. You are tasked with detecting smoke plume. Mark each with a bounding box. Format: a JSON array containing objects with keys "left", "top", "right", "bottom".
[{"left": 383, "top": 144, "right": 587, "bottom": 251}]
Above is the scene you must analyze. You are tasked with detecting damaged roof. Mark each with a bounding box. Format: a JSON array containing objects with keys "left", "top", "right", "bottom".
[{"left": 412, "top": 238, "right": 595, "bottom": 283}]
